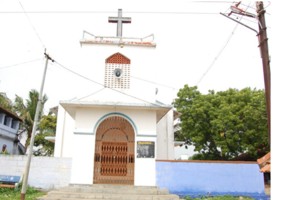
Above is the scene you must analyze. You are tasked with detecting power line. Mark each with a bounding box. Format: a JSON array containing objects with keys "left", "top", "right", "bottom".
[
  {"left": 196, "top": 2, "right": 253, "bottom": 86},
  {"left": 77, "top": 88, "right": 106, "bottom": 101},
  {"left": 131, "top": 75, "right": 178, "bottom": 90},
  {"left": 192, "top": 1, "right": 256, "bottom": 9},
  {"left": 0, "top": 58, "right": 43, "bottom": 70},
  {"left": 196, "top": 24, "right": 239, "bottom": 86},
  {"left": 18, "top": 0, "right": 45, "bottom": 49},
  {"left": 53, "top": 61, "right": 168, "bottom": 107},
  {"left": 192, "top": 1, "right": 234, "bottom": 2},
  {"left": 54, "top": 61, "right": 103, "bottom": 86},
  {"left": 0, "top": 10, "right": 223, "bottom": 15}
]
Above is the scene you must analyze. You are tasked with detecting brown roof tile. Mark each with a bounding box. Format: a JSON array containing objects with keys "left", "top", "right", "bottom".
[{"left": 257, "top": 152, "right": 271, "bottom": 173}]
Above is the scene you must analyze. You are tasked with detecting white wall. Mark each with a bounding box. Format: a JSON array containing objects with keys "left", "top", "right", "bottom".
[
  {"left": 0, "top": 115, "right": 19, "bottom": 155},
  {"left": 0, "top": 155, "right": 72, "bottom": 189},
  {"left": 55, "top": 105, "right": 159, "bottom": 186},
  {"left": 135, "top": 136, "right": 156, "bottom": 186},
  {"left": 54, "top": 104, "right": 75, "bottom": 158},
  {"left": 0, "top": 137, "right": 13, "bottom": 153},
  {"left": 70, "top": 134, "right": 95, "bottom": 184},
  {"left": 156, "top": 109, "right": 175, "bottom": 160}
]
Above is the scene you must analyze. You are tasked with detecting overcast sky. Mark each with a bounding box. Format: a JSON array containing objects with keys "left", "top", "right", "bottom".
[
  {"left": 1, "top": 1, "right": 300, "bottom": 197},
  {"left": 0, "top": 0, "right": 271, "bottom": 111}
]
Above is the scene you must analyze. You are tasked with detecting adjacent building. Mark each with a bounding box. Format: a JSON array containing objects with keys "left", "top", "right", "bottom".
[{"left": 0, "top": 105, "right": 24, "bottom": 155}]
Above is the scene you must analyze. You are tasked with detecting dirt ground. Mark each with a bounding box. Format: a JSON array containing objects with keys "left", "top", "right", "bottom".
[{"left": 265, "top": 184, "right": 271, "bottom": 196}]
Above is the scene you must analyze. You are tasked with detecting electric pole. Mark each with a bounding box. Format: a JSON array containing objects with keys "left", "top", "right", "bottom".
[
  {"left": 21, "top": 51, "right": 54, "bottom": 200},
  {"left": 256, "top": 2, "right": 271, "bottom": 146},
  {"left": 220, "top": 1, "right": 271, "bottom": 145}
]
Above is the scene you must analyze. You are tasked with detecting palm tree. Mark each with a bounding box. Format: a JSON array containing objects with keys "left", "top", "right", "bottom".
[{"left": 13, "top": 89, "right": 48, "bottom": 149}]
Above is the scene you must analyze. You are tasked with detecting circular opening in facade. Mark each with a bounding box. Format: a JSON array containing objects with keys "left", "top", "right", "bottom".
[{"left": 114, "top": 68, "right": 122, "bottom": 78}]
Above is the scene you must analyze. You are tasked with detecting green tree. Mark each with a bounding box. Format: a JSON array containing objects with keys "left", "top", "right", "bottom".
[
  {"left": 33, "top": 114, "right": 56, "bottom": 156},
  {"left": 0, "top": 93, "right": 13, "bottom": 110},
  {"left": 173, "top": 85, "right": 269, "bottom": 161},
  {"left": 13, "top": 89, "right": 48, "bottom": 149}
]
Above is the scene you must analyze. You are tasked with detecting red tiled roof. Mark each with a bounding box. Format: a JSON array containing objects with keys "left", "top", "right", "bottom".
[
  {"left": 257, "top": 152, "right": 270, "bottom": 173},
  {"left": 105, "top": 52, "right": 130, "bottom": 64}
]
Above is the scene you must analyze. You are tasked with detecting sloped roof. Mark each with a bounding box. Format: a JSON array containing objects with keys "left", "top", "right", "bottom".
[
  {"left": 0, "top": 105, "right": 23, "bottom": 121},
  {"left": 105, "top": 52, "right": 130, "bottom": 64},
  {"left": 257, "top": 152, "right": 271, "bottom": 173}
]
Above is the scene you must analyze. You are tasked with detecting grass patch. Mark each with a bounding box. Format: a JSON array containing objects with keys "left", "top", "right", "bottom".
[
  {"left": 184, "top": 195, "right": 254, "bottom": 200},
  {"left": 0, "top": 186, "right": 46, "bottom": 200}
]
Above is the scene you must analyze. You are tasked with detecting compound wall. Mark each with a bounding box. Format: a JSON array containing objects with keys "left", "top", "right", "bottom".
[{"left": 156, "top": 160, "right": 267, "bottom": 199}]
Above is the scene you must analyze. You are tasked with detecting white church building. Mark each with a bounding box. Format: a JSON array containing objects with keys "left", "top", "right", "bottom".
[{"left": 54, "top": 9, "right": 176, "bottom": 187}]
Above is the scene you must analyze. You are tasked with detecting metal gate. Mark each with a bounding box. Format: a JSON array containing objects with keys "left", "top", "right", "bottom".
[{"left": 94, "top": 116, "right": 135, "bottom": 185}]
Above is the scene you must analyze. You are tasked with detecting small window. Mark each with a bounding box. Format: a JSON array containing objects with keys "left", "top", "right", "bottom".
[
  {"left": 0, "top": 113, "right": 4, "bottom": 124},
  {"left": 11, "top": 120, "right": 19, "bottom": 129},
  {"left": 4, "top": 115, "right": 10, "bottom": 126}
]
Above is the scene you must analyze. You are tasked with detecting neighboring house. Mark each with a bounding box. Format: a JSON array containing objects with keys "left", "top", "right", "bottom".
[{"left": 0, "top": 105, "right": 25, "bottom": 155}]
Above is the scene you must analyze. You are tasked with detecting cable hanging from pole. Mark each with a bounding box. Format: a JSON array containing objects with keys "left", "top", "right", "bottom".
[
  {"left": 20, "top": 50, "right": 51, "bottom": 200},
  {"left": 18, "top": 0, "right": 46, "bottom": 49}
]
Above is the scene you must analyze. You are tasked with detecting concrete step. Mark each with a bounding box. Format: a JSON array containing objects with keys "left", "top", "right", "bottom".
[
  {"left": 37, "top": 184, "right": 180, "bottom": 200},
  {"left": 38, "top": 194, "right": 180, "bottom": 200},
  {"left": 57, "top": 184, "right": 169, "bottom": 195}
]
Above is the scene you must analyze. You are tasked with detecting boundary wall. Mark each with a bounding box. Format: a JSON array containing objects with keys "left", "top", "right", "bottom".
[
  {"left": 0, "top": 155, "right": 72, "bottom": 189},
  {"left": 156, "top": 160, "right": 269, "bottom": 200},
  {"left": 1, "top": 156, "right": 269, "bottom": 200}
]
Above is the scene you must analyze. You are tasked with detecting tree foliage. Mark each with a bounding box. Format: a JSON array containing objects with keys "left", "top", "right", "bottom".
[
  {"left": 173, "top": 85, "right": 269, "bottom": 161},
  {"left": 0, "top": 93, "right": 13, "bottom": 110},
  {"left": 1, "top": 89, "right": 56, "bottom": 156},
  {"left": 13, "top": 89, "right": 48, "bottom": 149},
  {"left": 34, "top": 114, "right": 56, "bottom": 156}
]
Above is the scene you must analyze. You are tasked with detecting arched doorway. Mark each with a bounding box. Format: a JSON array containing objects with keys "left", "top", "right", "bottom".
[{"left": 93, "top": 115, "right": 135, "bottom": 185}]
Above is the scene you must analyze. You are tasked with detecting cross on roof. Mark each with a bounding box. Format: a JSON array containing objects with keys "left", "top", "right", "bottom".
[{"left": 108, "top": 9, "right": 131, "bottom": 37}]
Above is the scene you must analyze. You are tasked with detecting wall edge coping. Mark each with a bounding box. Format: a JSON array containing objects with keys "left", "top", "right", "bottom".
[{"left": 156, "top": 159, "right": 258, "bottom": 164}]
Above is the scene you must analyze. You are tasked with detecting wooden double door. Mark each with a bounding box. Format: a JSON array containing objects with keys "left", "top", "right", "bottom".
[{"left": 94, "top": 116, "right": 135, "bottom": 185}]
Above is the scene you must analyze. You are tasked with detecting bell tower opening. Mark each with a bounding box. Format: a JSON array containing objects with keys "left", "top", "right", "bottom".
[{"left": 104, "top": 52, "right": 131, "bottom": 90}]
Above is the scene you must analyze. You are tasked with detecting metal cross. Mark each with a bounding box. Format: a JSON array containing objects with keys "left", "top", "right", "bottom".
[{"left": 108, "top": 9, "right": 131, "bottom": 37}]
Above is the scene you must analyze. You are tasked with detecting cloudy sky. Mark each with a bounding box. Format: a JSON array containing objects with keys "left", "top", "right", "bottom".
[
  {"left": 1, "top": 1, "right": 300, "bottom": 197},
  {"left": 0, "top": 0, "right": 271, "bottom": 110}
]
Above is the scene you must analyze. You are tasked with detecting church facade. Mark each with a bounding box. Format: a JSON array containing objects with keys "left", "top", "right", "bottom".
[{"left": 54, "top": 10, "right": 175, "bottom": 186}]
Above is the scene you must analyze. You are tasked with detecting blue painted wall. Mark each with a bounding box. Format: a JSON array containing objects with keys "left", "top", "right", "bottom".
[{"left": 156, "top": 160, "right": 268, "bottom": 199}]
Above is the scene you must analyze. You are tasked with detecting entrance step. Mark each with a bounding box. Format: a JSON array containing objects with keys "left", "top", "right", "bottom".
[{"left": 38, "top": 184, "right": 181, "bottom": 200}]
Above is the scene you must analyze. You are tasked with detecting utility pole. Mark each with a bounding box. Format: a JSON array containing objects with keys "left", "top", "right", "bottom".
[
  {"left": 256, "top": 2, "right": 271, "bottom": 146},
  {"left": 220, "top": 1, "right": 271, "bottom": 145},
  {"left": 21, "top": 51, "right": 54, "bottom": 200}
]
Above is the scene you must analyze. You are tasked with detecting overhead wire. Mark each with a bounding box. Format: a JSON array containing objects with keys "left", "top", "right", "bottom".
[
  {"left": 131, "top": 75, "right": 178, "bottom": 91},
  {"left": 0, "top": 58, "right": 43, "bottom": 70},
  {"left": 52, "top": 61, "right": 169, "bottom": 107},
  {"left": 77, "top": 88, "right": 106, "bottom": 101},
  {"left": 17, "top": 0, "right": 46, "bottom": 49},
  {"left": 3, "top": 1, "right": 262, "bottom": 103},
  {"left": 0, "top": 10, "right": 225, "bottom": 15},
  {"left": 1, "top": 1, "right": 234, "bottom": 15},
  {"left": 53, "top": 61, "right": 103, "bottom": 86},
  {"left": 196, "top": 2, "right": 254, "bottom": 86},
  {"left": 192, "top": 1, "right": 234, "bottom": 3}
]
